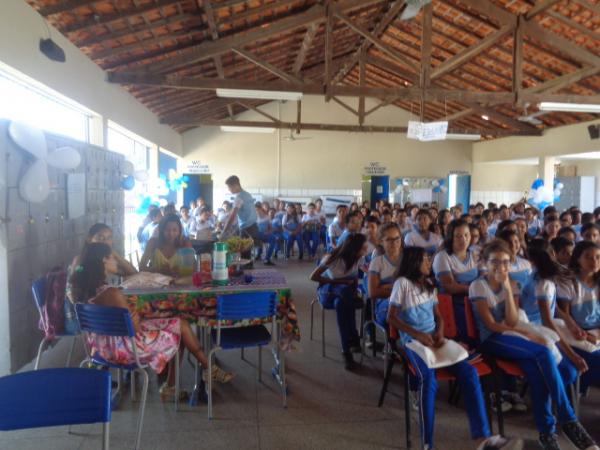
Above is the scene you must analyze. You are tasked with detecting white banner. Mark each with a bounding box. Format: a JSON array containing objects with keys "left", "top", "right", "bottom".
[{"left": 407, "top": 120, "right": 448, "bottom": 141}]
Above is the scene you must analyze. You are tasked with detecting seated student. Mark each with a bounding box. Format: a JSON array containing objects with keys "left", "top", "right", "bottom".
[
  {"left": 551, "top": 237, "right": 575, "bottom": 268},
  {"left": 189, "top": 206, "right": 214, "bottom": 240},
  {"left": 388, "top": 246, "right": 520, "bottom": 450},
  {"left": 580, "top": 223, "right": 600, "bottom": 244},
  {"left": 433, "top": 219, "right": 480, "bottom": 344},
  {"left": 497, "top": 229, "right": 532, "bottom": 291},
  {"left": 558, "top": 226, "right": 577, "bottom": 244},
  {"left": 314, "top": 198, "right": 328, "bottom": 246},
  {"left": 560, "top": 211, "right": 573, "bottom": 228},
  {"left": 255, "top": 202, "right": 276, "bottom": 266},
  {"left": 269, "top": 207, "right": 284, "bottom": 258},
  {"left": 216, "top": 201, "right": 235, "bottom": 232},
  {"left": 139, "top": 214, "right": 193, "bottom": 277},
  {"left": 282, "top": 203, "right": 303, "bottom": 260},
  {"left": 337, "top": 211, "right": 363, "bottom": 247},
  {"left": 469, "top": 223, "right": 482, "bottom": 257},
  {"left": 542, "top": 217, "right": 561, "bottom": 243},
  {"left": 179, "top": 206, "right": 193, "bottom": 238},
  {"left": 302, "top": 203, "right": 322, "bottom": 259},
  {"left": 328, "top": 205, "right": 347, "bottom": 250},
  {"left": 514, "top": 217, "right": 530, "bottom": 251},
  {"left": 571, "top": 208, "right": 583, "bottom": 235},
  {"left": 437, "top": 209, "right": 452, "bottom": 238},
  {"left": 380, "top": 209, "right": 392, "bottom": 225},
  {"left": 495, "top": 220, "right": 517, "bottom": 237},
  {"left": 368, "top": 223, "right": 402, "bottom": 333},
  {"left": 525, "top": 207, "right": 542, "bottom": 238},
  {"left": 521, "top": 243, "right": 586, "bottom": 390},
  {"left": 469, "top": 240, "right": 598, "bottom": 450},
  {"left": 395, "top": 208, "right": 413, "bottom": 236},
  {"left": 310, "top": 234, "right": 368, "bottom": 370},
  {"left": 404, "top": 209, "right": 442, "bottom": 256},
  {"left": 558, "top": 241, "right": 600, "bottom": 393},
  {"left": 70, "top": 242, "right": 233, "bottom": 401},
  {"left": 363, "top": 215, "right": 380, "bottom": 258},
  {"left": 139, "top": 208, "right": 163, "bottom": 251}
]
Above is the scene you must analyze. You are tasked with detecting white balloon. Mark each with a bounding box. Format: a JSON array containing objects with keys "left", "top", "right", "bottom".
[
  {"left": 46, "top": 146, "right": 81, "bottom": 170},
  {"left": 554, "top": 188, "right": 561, "bottom": 197},
  {"left": 121, "top": 160, "right": 134, "bottom": 176},
  {"left": 556, "top": 183, "right": 564, "bottom": 190},
  {"left": 533, "top": 189, "right": 544, "bottom": 203},
  {"left": 8, "top": 121, "right": 47, "bottom": 159},
  {"left": 440, "top": 186, "right": 448, "bottom": 193},
  {"left": 19, "top": 160, "right": 50, "bottom": 203},
  {"left": 431, "top": 179, "right": 440, "bottom": 187},
  {"left": 542, "top": 188, "right": 554, "bottom": 203},
  {"left": 134, "top": 170, "right": 150, "bottom": 182}
]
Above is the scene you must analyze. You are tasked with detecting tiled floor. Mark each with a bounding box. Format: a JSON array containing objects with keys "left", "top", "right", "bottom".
[{"left": 2, "top": 260, "right": 599, "bottom": 450}]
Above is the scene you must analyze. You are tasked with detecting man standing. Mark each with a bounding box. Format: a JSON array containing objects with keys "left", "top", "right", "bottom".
[{"left": 223, "top": 176, "right": 261, "bottom": 260}]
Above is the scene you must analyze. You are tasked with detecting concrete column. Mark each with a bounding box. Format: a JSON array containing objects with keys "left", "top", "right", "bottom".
[{"left": 539, "top": 156, "right": 556, "bottom": 196}]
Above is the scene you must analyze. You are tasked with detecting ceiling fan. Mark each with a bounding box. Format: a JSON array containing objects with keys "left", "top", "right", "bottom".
[
  {"left": 283, "top": 129, "right": 313, "bottom": 142},
  {"left": 401, "top": 0, "right": 432, "bottom": 20},
  {"left": 517, "top": 104, "right": 549, "bottom": 126}
]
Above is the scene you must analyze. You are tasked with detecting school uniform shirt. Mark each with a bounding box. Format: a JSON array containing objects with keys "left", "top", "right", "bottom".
[
  {"left": 282, "top": 214, "right": 300, "bottom": 232},
  {"left": 256, "top": 215, "right": 271, "bottom": 234},
  {"left": 389, "top": 277, "right": 438, "bottom": 345},
  {"left": 508, "top": 256, "right": 533, "bottom": 291},
  {"left": 404, "top": 230, "right": 442, "bottom": 255},
  {"left": 369, "top": 254, "right": 398, "bottom": 285},
  {"left": 520, "top": 274, "right": 556, "bottom": 325},
  {"left": 398, "top": 223, "right": 413, "bottom": 237},
  {"left": 321, "top": 255, "right": 360, "bottom": 280},
  {"left": 527, "top": 218, "right": 542, "bottom": 238},
  {"left": 328, "top": 219, "right": 345, "bottom": 245},
  {"left": 432, "top": 249, "right": 479, "bottom": 290},
  {"left": 140, "top": 222, "right": 159, "bottom": 250},
  {"left": 271, "top": 215, "right": 283, "bottom": 232},
  {"left": 302, "top": 213, "right": 321, "bottom": 232},
  {"left": 180, "top": 217, "right": 193, "bottom": 238},
  {"left": 469, "top": 277, "right": 511, "bottom": 341},
  {"left": 189, "top": 218, "right": 213, "bottom": 240},
  {"left": 556, "top": 278, "right": 600, "bottom": 330}
]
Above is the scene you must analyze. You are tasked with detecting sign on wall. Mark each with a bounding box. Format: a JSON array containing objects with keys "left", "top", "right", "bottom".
[
  {"left": 187, "top": 160, "right": 211, "bottom": 174},
  {"left": 363, "top": 162, "right": 387, "bottom": 175}
]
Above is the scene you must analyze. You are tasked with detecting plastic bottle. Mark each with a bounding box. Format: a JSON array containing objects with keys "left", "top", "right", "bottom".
[{"left": 212, "top": 242, "right": 229, "bottom": 285}]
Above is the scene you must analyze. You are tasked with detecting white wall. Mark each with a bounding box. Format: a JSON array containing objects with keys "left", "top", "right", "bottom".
[
  {"left": 182, "top": 96, "right": 473, "bottom": 197},
  {"left": 0, "top": 0, "right": 182, "bottom": 154}
]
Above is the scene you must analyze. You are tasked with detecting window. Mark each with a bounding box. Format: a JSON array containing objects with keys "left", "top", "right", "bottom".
[{"left": 0, "top": 62, "right": 94, "bottom": 142}]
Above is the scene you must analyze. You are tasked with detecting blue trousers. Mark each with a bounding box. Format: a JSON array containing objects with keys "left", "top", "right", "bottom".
[
  {"left": 574, "top": 348, "right": 600, "bottom": 391},
  {"left": 404, "top": 347, "right": 491, "bottom": 448},
  {"left": 303, "top": 230, "right": 320, "bottom": 257},
  {"left": 480, "top": 334, "right": 577, "bottom": 434},
  {"left": 375, "top": 298, "right": 389, "bottom": 328},
  {"left": 256, "top": 232, "right": 277, "bottom": 261},
  {"left": 318, "top": 283, "right": 359, "bottom": 353},
  {"left": 283, "top": 231, "right": 303, "bottom": 258}
]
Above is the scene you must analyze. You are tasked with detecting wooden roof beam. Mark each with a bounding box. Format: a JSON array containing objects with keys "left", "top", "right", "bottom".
[
  {"left": 231, "top": 50, "right": 305, "bottom": 84},
  {"left": 525, "top": 0, "right": 563, "bottom": 20},
  {"left": 39, "top": 0, "right": 99, "bottom": 16},
  {"left": 523, "top": 66, "right": 600, "bottom": 95},
  {"left": 134, "top": 0, "right": 388, "bottom": 74},
  {"left": 292, "top": 23, "right": 319, "bottom": 75},
  {"left": 573, "top": 0, "right": 600, "bottom": 15}
]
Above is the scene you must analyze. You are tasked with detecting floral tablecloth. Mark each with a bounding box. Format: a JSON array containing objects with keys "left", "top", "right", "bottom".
[{"left": 122, "top": 270, "right": 300, "bottom": 350}]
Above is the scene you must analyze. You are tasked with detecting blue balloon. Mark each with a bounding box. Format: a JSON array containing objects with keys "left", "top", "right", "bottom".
[
  {"left": 433, "top": 186, "right": 441, "bottom": 193},
  {"left": 531, "top": 179, "right": 544, "bottom": 190},
  {"left": 438, "top": 179, "right": 445, "bottom": 186},
  {"left": 121, "top": 175, "right": 135, "bottom": 190}
]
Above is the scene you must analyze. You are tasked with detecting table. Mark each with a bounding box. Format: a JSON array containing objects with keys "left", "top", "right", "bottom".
[{"left": 122, "top": 269, "right": 299, "bottom": 404}]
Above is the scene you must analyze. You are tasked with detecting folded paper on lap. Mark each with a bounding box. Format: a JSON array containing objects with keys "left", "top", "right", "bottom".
[
  {"left": 552, "top": 319, "right": 600, "bottom": 353},
  {"left": 406, "top": 339, "right": 469, "bottom": 369}
]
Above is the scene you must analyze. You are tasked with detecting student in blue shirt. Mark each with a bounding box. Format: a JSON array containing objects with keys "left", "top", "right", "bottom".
[
  {"left": 558, "top": 240, "right": 600, "bottom": 393},
  {"left": 327, "top": 205, "right": 347, "bottom": 251},
  {"left": 470, "top": 240, "right": 598, "bottom": 450},
  {"left": 282, "top": 203, "right": 303, "bottom": 260},
  {"left": 336, "top": 211, "right": 363, "bottom": 247},
  {"left": 388, "top": 246, "right": 520, "bottom": 450}
]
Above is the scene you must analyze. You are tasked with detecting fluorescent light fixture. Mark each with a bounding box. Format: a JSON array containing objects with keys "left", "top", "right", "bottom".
[
  {"left": 220, "top": 125, "right": 275, "bottom": 133},
  {"left": 445, "top": 133, "right": 481, "bottom": 141},
  {"left": 481, "top": 115, "right": 490, "bottom": 121},
  {"left": 539, "top": 102, "right": 600, "bottom": 113},
  {"left": 216, "top": 88, "right": 303, "bottom": 101}
]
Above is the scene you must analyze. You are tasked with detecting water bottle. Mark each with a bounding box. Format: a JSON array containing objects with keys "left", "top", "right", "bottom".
[{"left": 212, "top": 242, "right": 229, "bottom": 285}]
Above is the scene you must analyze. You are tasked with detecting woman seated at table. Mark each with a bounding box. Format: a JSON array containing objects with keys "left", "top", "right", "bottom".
[
  {"left": 70, "top": 243, "right": 234, "bottom": 401},
  {"left": 139, "top": 214, "right": 193, "bottom": 277},
  {"left": 310, "top": 233, "right": 369, "bottom": 370}
]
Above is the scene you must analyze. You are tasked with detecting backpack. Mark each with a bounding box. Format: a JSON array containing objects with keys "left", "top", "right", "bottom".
[{"left": 38, "top": 266, "right": 68, "bottom": 339}]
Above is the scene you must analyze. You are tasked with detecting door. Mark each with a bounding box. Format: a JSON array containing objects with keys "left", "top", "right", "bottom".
[
  {"left": 370, "top": 176, "right": 390, "bottom": 209},
  {"left": 449, "top": 174, "right": 471, "bottom": 209},
  {"left": 183, "top": 174, "right": 213, "bottom": 210}
]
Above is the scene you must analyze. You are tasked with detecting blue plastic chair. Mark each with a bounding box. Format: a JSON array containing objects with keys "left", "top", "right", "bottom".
[
  {"left": 0, "top": 368, "right": 111, "bottom": 449},
  {"left": 207, "top": 291, "right": 284, "bottom": 419},
  {"left": 32, "top": 277, "right": 81, "bottom": 370},
  {"left": 75, "top": 303, "right": 179, "bottom": 450}
]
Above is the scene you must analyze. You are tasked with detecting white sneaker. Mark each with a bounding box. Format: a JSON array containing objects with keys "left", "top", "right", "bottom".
[
  {"left": 503, "top": 391, "right": 528, "bottom": 412},
  {"left": 478, "top": 435, "right": 524, "bottom": 450}
]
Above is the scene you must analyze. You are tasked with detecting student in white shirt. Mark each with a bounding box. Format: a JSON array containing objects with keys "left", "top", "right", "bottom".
[
  {"left": 255, "top": 202, "right": 276, "bottom": 265},
  {"left": 404, "top": 209, "right": 443, "bottom": 256},
  {"left": 327, "top": 205, "right": 347, "bottom": 251},
  {"left": 189, "top": 206, "right": 214, "bottom": 240},
  {"left": 282, "top": 204, "right": 303, "bottom": 260},
  {"left": 302, "top": 203, "right": 321, "bottom": 259},
  {"left": 497, "top": 229, "right": 532, "bottom": 291},
  {"left": 179, "top": 206, "right": 193, "bottom": 238},
  {"left": 389, "top": 246, "right": 520, "bottom": 450},
  {"left": 314, "top": 198, "right": 327, "bottom": 247},
  {"left": 310, "top": 234, "right": 369, "bottom": 370}
]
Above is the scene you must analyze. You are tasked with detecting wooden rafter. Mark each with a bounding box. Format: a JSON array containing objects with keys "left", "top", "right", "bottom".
[
  {"left": 513, "top": 15, "right": 524, "bottom": 98},
  {"left": 525, "top": 0, "right": 563, "bottom": 20},
  {"left": 292, "top": 23, "right": 318, "bottom": 75},
  {"left": 358, "top": 48, "right": 366, "bottom": 125},
  {"left": 232, "top": 47, "right": 304, "bottom": 84},
  {"left": 420, "top": 2, "right": 433, "bottom": 120},
  {"left": 325, "top": 1, "right": 334, "bottom": 101}
]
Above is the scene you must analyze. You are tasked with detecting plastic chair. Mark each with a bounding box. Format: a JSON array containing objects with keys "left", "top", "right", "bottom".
[
  {"left": 75, "top": 303, "right": 179, "bottom": 450},
  {"left": 207, "top": 291, "right": 284, "bottom": 419},
  {"left": 0, "top": 368, "right": 111, "bottom": 449},
  {"left": 32, "top": 277, "right": 80, "bottom": 370}
]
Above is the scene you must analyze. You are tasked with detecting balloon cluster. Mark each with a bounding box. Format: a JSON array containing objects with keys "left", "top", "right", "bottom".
[
  {"left": 162, "top": 169, "right": 189, "bottom": 191},
  {"left": 431, "top": 179, "right": 447, "bottom": 194},
  {"left": 120, "top": 160, "right": 150, "bottom": 191},
  {"left": 8, "top": 121, "right": 81, "bottom": 203},
  {"left": 528, "top": 178, "right": 564, "bottom": 210}
]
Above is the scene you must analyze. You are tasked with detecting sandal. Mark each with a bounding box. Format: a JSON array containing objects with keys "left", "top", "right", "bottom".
[
  {"left": 159, "top": 383, "right": 189, "bottom": 402},
  {"left": 202, "top": 364, "right": 235, "bottom": 384}
]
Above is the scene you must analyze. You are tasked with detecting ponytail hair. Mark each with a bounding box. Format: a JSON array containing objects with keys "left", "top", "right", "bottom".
[{"left": 69, "top": 242, "right": 112, "bottom": 303}]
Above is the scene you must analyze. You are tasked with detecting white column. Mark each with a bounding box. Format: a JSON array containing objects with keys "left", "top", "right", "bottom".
[{"left": 539, "top": 156, "right": 556, "bottom": 198}]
